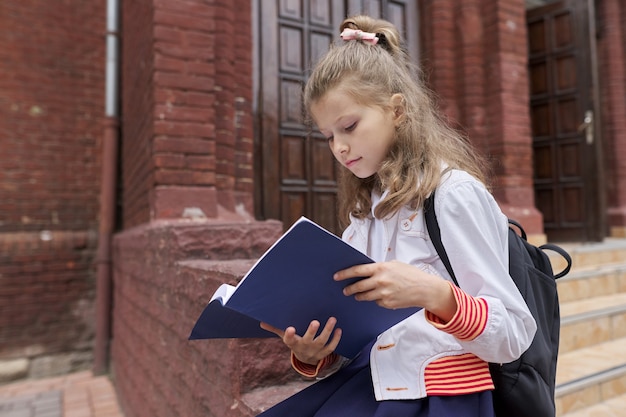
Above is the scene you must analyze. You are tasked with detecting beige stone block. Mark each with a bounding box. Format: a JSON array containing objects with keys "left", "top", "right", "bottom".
[
  {"left": 558, "top": 385, "right": 601, "bottom": 415},
  {"left": 561, "top": 317, "right": 613, "bottom": 354},
  {"left": 611, "top": 312, "right": 626, "bottom": 339},
  {"left": 600, "top": 374, "right": 626, "bottom": 400},
  {"left": 617, "top": 270, "right": 626, "bottom": 293},
  {"left": 0, "top": 358, "right": 29, "bottom": 383},
  {"left": 557, "top": 281, "right": 577, "bottom": 303}
]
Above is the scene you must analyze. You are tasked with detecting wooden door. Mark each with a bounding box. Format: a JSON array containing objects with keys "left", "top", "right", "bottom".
[
  {"left": 255, "top": 0, "right": 418, "bottom": 234},
  {"left": 527, "top": 0, "right": 605, "bottom": 241}
]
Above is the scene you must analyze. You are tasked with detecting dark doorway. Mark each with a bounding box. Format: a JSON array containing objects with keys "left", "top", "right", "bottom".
[
  {"left": 527, "top": 0, "right": 605, "bottom": 241},
  {"left": 253, "top": 0, "right": 418, "bottom": 234}
]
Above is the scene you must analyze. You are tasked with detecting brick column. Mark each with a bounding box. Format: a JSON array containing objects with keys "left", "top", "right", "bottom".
[
  {"left": 420, "top": 0, "right": 462, "bottom": 123},
  {"left": 150, "top": 0, "right": 219, "bottom": 221},
  {"left": 211, "top": 0, "right": 255, "bottom": 216},
  {"left": 598, "top": 0, "right": 626, "bottom": 237},
  {"left": 481, "top": 0, "right": 543, "bottom": 235},
  {"left": 421, "top": 0, "right": 543, "bottom": 236},
  {"left": 233, "top": 1, "right": 256, "bottom": 215},
  {"left": 122, "top": 0, "right": 255, "bottom": 223},
  {"left": 114, "top": 2, "right": 286, "bottom": 416}
]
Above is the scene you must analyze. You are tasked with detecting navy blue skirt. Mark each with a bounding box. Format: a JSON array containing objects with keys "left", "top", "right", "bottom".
[{"left": 258, "top": 343, "right": 495, "bottom": 417}]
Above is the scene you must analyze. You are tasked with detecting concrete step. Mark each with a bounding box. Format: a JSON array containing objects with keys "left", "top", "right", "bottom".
[
  {"left": 560, "top": 392, "right": 626, "bottom": 417},
  {"left": 559, "top": 292, "right": 626, "bottom": 354},
  {"left": 552, "top": 239, "right": 626, "bottom": 415},
  {"left": 551, "top": 238, "right": 626, "bottom": 273},
  {"left": 556, "top": 336, "right": 626, "bottom": 388},
  {"left": 555, "top": 338, "right": 626, "bottom": 416},
  {"left": 556, "top": 336, "right": 626, "bottom": 415},
  {"left": 557, "top": 263, "right": 626, "bottom": 304}
]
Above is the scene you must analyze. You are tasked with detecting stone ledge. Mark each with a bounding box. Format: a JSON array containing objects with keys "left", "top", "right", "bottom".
[
  {"left": 115, "top": 218, "right": 283, "bottom": 261},
  {"left": 0, "top": 359, "right": 29, "bottom": 384},
  {"left": 240, "top": 380, "right": 314, "bottom": 415}
]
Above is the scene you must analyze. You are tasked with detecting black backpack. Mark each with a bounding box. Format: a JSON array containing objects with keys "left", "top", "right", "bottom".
[{"left": 424, "top": 192, "right": 572, "bottom": 417}]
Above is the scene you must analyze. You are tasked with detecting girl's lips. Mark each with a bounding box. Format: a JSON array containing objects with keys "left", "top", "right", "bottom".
[{"left": 345, "top": 157, "right": 361, "bottom": 168}]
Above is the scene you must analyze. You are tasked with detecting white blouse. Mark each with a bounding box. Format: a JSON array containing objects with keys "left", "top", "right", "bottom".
[{"left": 341, "top": 169, "right": 537, "bottom": 400}]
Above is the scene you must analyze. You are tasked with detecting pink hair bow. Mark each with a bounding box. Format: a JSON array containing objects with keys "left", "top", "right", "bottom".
[{"left": 340, "top": 28, "right": 379, "bottom": 45}]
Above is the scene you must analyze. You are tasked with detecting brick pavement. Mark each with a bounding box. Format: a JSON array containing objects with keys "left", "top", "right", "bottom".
[{"left": 0, "top": 371, "right": 123, "bottom": 417}]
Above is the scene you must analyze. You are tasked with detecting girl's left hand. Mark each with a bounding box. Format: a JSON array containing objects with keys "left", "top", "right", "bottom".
[
  {"left": 260, "top": 318, "right": 342, "bottom": 365},
  {"left": 334, "top": 261, "right": 457, "bottom": 322}
]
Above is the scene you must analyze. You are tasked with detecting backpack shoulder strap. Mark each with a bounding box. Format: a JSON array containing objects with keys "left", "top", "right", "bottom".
[
  {"left": 424, "top": 191, "right": 459, "bottom": 287},
  {"left": 426, "top": 192, "right": 573, "bottom": 283}
]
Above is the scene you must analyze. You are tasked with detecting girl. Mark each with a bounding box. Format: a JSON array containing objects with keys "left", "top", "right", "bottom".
[{"left": 259, "top": 15, "right": 536, "bottom": 417}]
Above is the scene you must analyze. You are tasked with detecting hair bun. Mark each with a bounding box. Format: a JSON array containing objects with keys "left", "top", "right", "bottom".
[
  {"left": 375, "top": 32, "right": 388, "bottom": 48},
  {"left": 340, "top": 15, "right": 403, "bottom": 57}
]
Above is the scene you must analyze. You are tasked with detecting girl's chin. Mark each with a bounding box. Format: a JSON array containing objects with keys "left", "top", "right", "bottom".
[{"left": 350, "top": 169, "right": 377, "bottom": 179}]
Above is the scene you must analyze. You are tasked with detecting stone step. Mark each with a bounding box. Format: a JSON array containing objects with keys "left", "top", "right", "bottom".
[
  {"left": 555, "top": 337, "right": 626, "bottom": 416},
  {"left": 560, "top": 392, "right": 626, "bottom": 417},
  {"left": 559, "top": 292, "right": 626, "bottom": 354},
  {"left": 554, "top": 251, "right": 626, "bottom": 385},
  {"left": 554, "top": 241, "right": 626, "bottom": 416},
  {"left": 557, "top": 263, "right": 626, "bottom": 304},
  {"left": 551, "top": 238, "right": 626, "bottom": 273}
]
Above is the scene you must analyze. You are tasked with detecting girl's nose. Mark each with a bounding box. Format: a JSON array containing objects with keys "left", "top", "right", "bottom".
[{"left": 332, "top": 136, "right": 349, "bottom": 154}]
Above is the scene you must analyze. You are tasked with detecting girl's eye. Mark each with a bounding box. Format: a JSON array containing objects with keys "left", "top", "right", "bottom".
[
  {"left": 326, "top": 135, "right": 334, "bottom": 143},
  {"left": 345, "top": 122, "right": 356, "bottom": 132}
]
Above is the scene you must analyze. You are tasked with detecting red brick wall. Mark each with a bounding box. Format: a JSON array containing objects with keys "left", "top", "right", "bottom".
[
  {"left": 0, "top": 232, "right": 97, "bottom": 369},
  {"left": 218, "top": 0, "right": 256, "bottom": 213},
  {"left": 0, "top": 1, "right": 104, "bottom": 232},
  {"left": 420, "top": 0, "right": 543, "bottom": 233},
  {"left": 421, "top": 0, "right": 626, "bottom": 236},
  {"left": 120, "top": 0, "right": 156, "bottom": 228},
  {"left": 150, "top": 0, "right": 218, "bottom": 220},
  {"left": 597, "top": 0, "right": 626, "bottom": 233},
  {"left": 233, "top": 3, "right": 255, "bottom": 213},
  {"left": 121, "top": 0, "right": 257, "bottom": 227},
  {"left": 111, "top": 220, "right": 288, "bottom": 417},
  {"left": 112, "top": 1, "right": 285, "bottom": 416},
  {"left": 0, "top": 0, "right": 104, "bottom": 376}
]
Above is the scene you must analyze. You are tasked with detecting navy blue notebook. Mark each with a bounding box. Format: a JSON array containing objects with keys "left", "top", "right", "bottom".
[{"left": 189, "top": 217, "right": 420, "bottom": 358}]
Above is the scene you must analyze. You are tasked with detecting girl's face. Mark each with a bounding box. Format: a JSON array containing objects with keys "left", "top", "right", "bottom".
[{"left": 310, "top": 88, "right": 403, "bottom": 179}]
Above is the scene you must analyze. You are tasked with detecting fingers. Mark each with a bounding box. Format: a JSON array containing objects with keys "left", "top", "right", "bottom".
[
  {"left": 282, "top": 326, "right": 299, "bottom": 345},
  {"left": 333, "top": 263, "right": 375, "bottom": 282},
  {"left": 297, "top": 318, "right": 336, "bottom": 345},
  {"left": 260, "top": 323, "right": 301, "bottom": 347},
  {"left": 316, "top": 317, "right": 339, "bottom": 343},
  {"left": 262, "top": 317, "right": 340, "bottom": 340},
  {"left": 302, "top": 320, "right": 322, "bottom": 341},
  {"left": 325, "top": 326, "right": 342, "bottom": 352},
  {"left": 342, "top": 278, "right": 377, "bottom": 298},
  {"left": 334, "top": 263, "right": 379, "bottom": 299},
  {"left": 260, "top": 322, "right": 285, "bottom": 337},
  {"left": 278, "top": 318, "right": 342, "bottom": 365}
]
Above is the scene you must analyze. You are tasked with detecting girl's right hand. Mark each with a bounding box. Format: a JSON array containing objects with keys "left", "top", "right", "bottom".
[{"left": 260, "top": 317, "right": 342, "bottom": 365}]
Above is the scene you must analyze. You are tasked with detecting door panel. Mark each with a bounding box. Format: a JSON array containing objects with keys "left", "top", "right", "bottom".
[
  {"left": 256, "top": 0, "right": 418, "bottom": 234},
  {"left": 257, "top": 0, "right": 340, "bottom": 233},
  {"left": 527, "top": 0, "right": 603, "bottom": 241}
]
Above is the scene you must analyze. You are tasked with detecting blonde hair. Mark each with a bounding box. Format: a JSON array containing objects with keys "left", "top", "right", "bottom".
[{"left": 304, "top": 15, "right": 488, "bottom": 225}]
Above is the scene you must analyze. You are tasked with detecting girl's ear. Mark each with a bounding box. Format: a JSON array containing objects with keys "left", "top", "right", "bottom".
[{"left": 389, "top": 93, "right": 406, "bottom": 125}]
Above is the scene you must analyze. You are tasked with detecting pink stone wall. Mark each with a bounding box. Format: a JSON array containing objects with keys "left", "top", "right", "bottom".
[{"left": 111, "top": 220, "right": 291, "bottom": 417}]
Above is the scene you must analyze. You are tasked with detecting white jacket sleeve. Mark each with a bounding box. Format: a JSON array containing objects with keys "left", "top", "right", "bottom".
[{"left": 433, "top": 174, "right": 537, "bottom": 363}]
